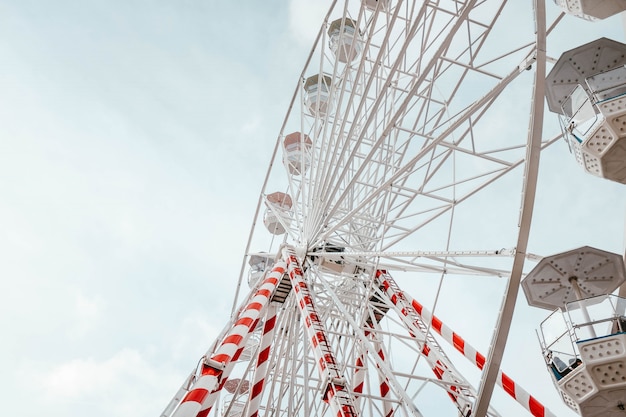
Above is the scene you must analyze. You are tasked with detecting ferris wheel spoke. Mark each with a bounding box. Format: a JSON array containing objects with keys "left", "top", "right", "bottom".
[
  {"left": 161, "top": 0, "right": 626, "bottom": 416},
  {"left": 312, "top": 59, "right": 527, "bottom": 248},
  {"left": 319, "top": 1, "right": 480, "bottom": 223}
]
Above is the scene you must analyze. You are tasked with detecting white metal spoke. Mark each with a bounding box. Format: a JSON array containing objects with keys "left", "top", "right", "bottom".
[{"left": 162, "top": 1, "right": 625, "bottom": 417}]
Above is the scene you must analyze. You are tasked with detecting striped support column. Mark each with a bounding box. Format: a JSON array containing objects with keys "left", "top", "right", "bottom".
[
  {"left": 196, "top": 347, "right": 244, "bottom": 417},
  {"left": 283, "top": 247, "right": 359, "bottom": 417},
  {"left": 402, "top": 291, "right": 555, "bottom": 417},
  {"left": 374, "top": 271, "right": 472, "bottom": 414},
  {"left": 172, "top": 261, "right": 287, "bottom": 417},
  {"left": 372, "top": 338, "right": 393, "bottom": 417},
  {"left": 353, "top": 327, "right": 393, "bottom": 417},
  {"left": 246, "top": 304, "right": 278, "bottom": 417},
  {"left": 353, "top": 349, "right": 366, "bottom": 396}
]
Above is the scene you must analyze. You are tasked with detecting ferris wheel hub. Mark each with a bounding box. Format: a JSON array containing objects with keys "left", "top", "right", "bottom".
[{"left": 294, "top": 244, "right": 308, "bottom": 261}]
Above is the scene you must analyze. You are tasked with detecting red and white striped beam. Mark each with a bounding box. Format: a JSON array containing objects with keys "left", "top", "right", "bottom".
[
  {"left": 372, "top": 333, "right": 393, "bottom": 417},
  {"left": 246, "top": 304, "right": 278, "bottom": 417},
  {"left": 352, "top": 324, "right": 393, "bottom": 417},
  {"left": 283, "top": 247, "right": 359, "bottom": 417},
  {"left": 171, "top": 260, "right": 287, "bottom": 417},
  {"left": 375, "top": 271, "right": 473, "bottom": 415},
  {"left": 381, "top": 270, "right": 556, "bottom": 417}
]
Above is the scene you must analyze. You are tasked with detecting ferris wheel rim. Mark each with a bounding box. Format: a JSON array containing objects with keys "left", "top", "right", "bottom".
[{"left": 220, "top": 1, "right": 602, "bottom": 416}]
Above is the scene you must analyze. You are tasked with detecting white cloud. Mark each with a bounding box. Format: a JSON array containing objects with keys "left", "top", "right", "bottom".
[
  {"left": 25, "top": 348, "right": 178, "bottom": 417},
  {"left": 288, "top": 0, "right": 330, "bottom": 46},
  {"left": 69, "top": 290, "right": 104, "bottom": 338},
  {"left": 171, "top": 311, "right": 224, "bottom": 362}
]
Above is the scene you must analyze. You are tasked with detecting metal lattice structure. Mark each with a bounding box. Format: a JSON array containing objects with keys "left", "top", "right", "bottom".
[{"left": 162, "top": 1, "right": 623, "bottom": 417}]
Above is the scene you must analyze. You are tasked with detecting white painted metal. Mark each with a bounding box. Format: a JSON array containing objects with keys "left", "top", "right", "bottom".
[
  {"left": 545, "top": 37, "right": 626, "bottom": 183},
  {"left": 522, "top": 246, "right": 626, "bottom": 310},
  {"left": 553, "top": 0, "right": 626, "bottom": 20},
  {"left": 165, "top": 1, "right": 624, "bottom": 417},
  {"left": 536, "top": 294, "right": 626, "bottom": 416}
]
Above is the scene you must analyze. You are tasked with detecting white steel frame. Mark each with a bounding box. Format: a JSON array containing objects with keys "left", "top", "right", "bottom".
[{"left": 164, "top": 0, "right": 620, "bottom": 416}]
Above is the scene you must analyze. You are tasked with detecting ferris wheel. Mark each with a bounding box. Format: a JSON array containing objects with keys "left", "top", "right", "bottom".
[{"left": 162, "top": 1, "right": 626, "bottom": 417}]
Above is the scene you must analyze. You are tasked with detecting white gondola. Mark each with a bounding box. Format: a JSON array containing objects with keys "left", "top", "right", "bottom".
[
  {"left": 552, "top": 0, "right": 626, "bottom": 20},
  {"left": 303, "top": 74, "right": 333, "bottom": 116},
  {"left": 247, "top": 253, "right": 272, "bottom": 288},
  {"left": 328, "top": 18, "right": 363, "bottom": 63},
  {"left": 523, "top": 246, "right": 626, "bottom": 417},
  {"left": 545, "top": 38, "right": 626, "bottom": 184},
  {"left": 362, "top": 0, "right": 389, "bottom": 11},
  {"left": 263, "top": 192, "right": 293, "bottom": 235},
  {"left": 282, "top": 132, "right": 312, "bottom": 175},
  {"left": 309, "top": 242, "right": 367, "bottom": 277}
]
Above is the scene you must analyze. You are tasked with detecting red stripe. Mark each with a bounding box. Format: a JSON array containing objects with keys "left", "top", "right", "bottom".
[
  {"left": 411, "top": 299, "right": 423, "bottom": 315},
  {"left": 324, "top": 353, "right": 336, "bottom": 365},
  {"left": 452, "top": 333, "right": 465, "bottom": 353},
  {"left": 256, "top": 288, "right": 271, "bottom": 298},
  {"left": 212, "top": 353, "right": 230, "bottom": 363},
  {"left": 247, "top": 302, "right": 263, "bottom": 312},
  {"left": 380, "top": 382, "right": 390, "bottom": 396},
  {"left": 232, "top": 347, "right": 244, "bottom": 361},
  {"left": 258, "top": 346, "right": 270, "bottom": 363},
  {"left": 235, "top": 317, "right": 254, "bottom": 327},
  {"left": 433, "top": 365, "right": 444, "bottom": 379},
  {"left": 501, "top": 372, "right": 516, "bottom": 398},
  {"left": 529, "top": 395, "right": 545, "bottom": 417},
  {"left": 264, "top": 315, "right": 276, "bottom": 331},
  {"left": 223, "top": 334, "right": 244, "bottom": 346},
  {"left": 251, "top": 379, "right": 265, "bottom": 398},
  {"left": 200, "top": 365, "right": 220, "bottom": 376},
  {"left": 432, "top": 316, "right": 443, "bottom": 334},
  {"left": 182, "top": 387, "right": 208, "bottom": 404},
  {"left": 197, "top": 409, "right": 210, "bottom": 417},
  {"left": 476, "top": 352, "right": 486, "bottom": 370},
  {"left": 263, "top": 277, "right": 278, "bottom": 285}
]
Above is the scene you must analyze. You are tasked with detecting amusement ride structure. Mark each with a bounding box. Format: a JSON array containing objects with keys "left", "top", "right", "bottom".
[{"left": 162, "top": 1, "right": 626, "bottom": 416}]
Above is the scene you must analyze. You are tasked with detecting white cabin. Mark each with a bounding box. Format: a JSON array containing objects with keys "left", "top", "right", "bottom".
[
  {"left": 362, "top": 0, "right": 389, "bottom": 11},
  {"left": 263, "top": 192, "right": 293, "bottom": 235},
  {"left": 538, "top": 294, "right": 626, "bottom": 416},
  {"left": 545, "top": 38, "right": 626, "bottom": 184},
  {"left": 283, "top": 132, "right": 313, "bottom": 175},
  {"left": 328, "top": 18, "right": 363, "bottom": 63},
  {"left": 304, "top": 74, "right": 333, "bottom": 116}
]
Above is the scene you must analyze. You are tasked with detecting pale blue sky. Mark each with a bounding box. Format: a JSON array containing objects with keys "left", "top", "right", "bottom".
[
  {"left": 0, "top": 1, "right": 327, "bottom": 415},
  {"left": 1, "top": 1, "right": 625, "bottom": 417}
]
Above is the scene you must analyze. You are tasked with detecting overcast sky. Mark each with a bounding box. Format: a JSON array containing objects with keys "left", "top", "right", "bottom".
[{"left": 1, "top": 1, "right": 625, "bottom": 417}]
